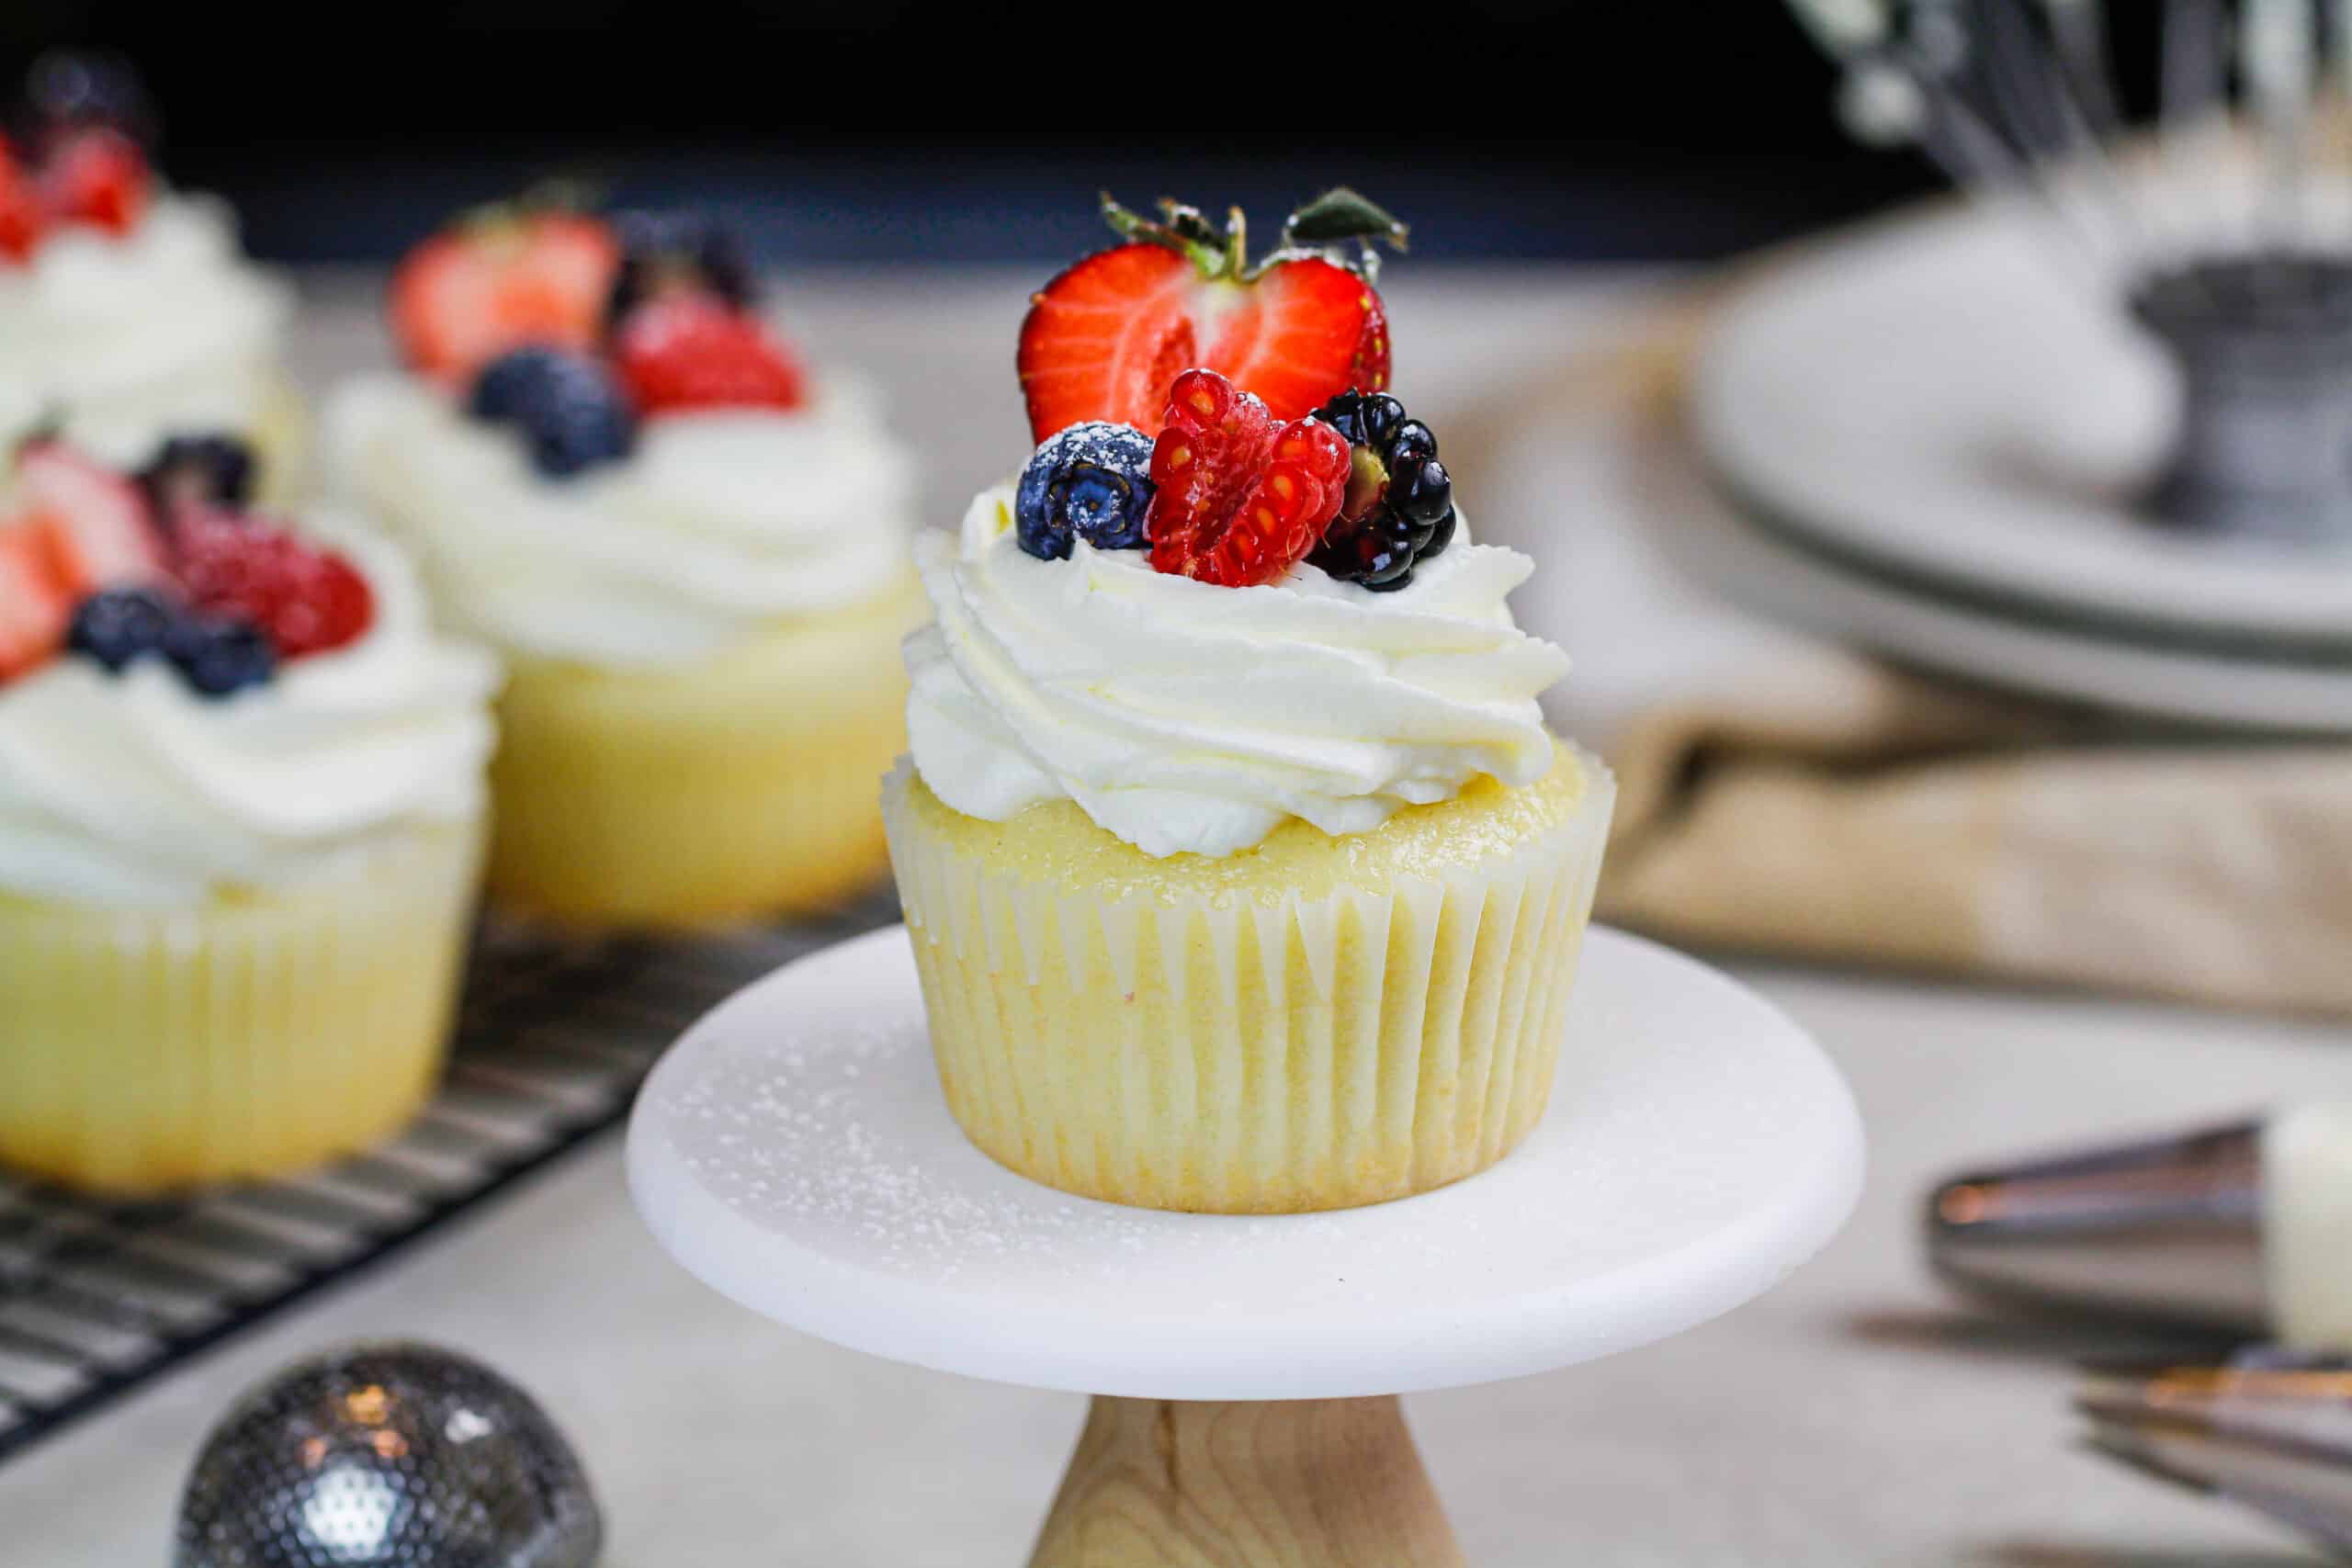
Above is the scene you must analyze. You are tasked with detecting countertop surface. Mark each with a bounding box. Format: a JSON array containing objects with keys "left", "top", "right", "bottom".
[{"left": 5, "top": 266, "right": 2346, "bottom": 1566}]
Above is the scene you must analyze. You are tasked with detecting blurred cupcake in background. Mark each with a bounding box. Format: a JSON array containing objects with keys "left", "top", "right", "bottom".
[
  {"left": 0, "top": 431, "right": 498, "bottom": 1195},
  {"left": 0, "top": 53, "right": 301, "bottom": 497},
  {"left": 329, "top": 197, "right": 922, "bottom": 929}
]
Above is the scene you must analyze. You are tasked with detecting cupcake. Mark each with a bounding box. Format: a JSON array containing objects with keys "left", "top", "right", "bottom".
[
  {"left": 330, "top": 200, "right": 921, "bottom": 928},
  {"left": 885, "top": 192, "right": 1613, "bottom": 1214},
  {"left": 0, "top": 434, "right": 498, "bottom": 1194},
  {"left": 0, "top": 54, "right": 301, "bottom": 498}
]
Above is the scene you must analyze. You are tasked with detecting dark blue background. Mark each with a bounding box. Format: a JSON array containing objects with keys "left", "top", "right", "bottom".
[{"left": 4, "top": 4, "right": 1966, "bottom": 264}]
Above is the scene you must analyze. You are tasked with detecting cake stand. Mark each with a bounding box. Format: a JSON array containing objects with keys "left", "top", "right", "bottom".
[{"left": 628, "top": 925, "right": 1864, "bottom": 1565}]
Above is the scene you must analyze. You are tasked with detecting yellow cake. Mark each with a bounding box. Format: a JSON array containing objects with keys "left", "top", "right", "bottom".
[
  {"left": 488, "top": 569, "right": 922, "bottom": 927},
  {"left": 0, "top": 824, "right": 484, "bottom": 1193},
  {"left": 885, "top": 744, "right": 1611, "bottom": 1213}
]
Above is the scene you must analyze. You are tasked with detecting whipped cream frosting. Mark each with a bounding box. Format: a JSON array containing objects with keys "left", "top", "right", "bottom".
[
  {"left": 0, "top": 517, "right": 500, "bottom": 908},
  {"left": 0, "top": 196, "right": 293, "bottom": 468},
  {"left": 904, "top": 484, "right": 1569, "bottom": 859},
  {"left": 328, "top": 374, "right": 918, "bottom": 665}
]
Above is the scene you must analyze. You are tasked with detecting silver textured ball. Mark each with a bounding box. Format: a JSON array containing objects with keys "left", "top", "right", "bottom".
[{"left": 174, "top": 1342, "right": 603, "bottom": 1568}]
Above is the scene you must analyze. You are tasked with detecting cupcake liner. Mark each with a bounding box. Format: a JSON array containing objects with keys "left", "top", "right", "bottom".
[
  {"left": 0, "top": 821, "right": 484, "bottom": 1195},
  {"left": 251, "top": 365, "right": 311, "bottom": 505},
  {"left": 882, "top": 748, "right": 1615, "bottom": 1213},
  {"left": 487, "top": 573, "right": 922, "bottom": 930}
]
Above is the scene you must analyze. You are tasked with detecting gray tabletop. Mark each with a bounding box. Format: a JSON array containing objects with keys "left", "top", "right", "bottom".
[{"left": 5, "top": 268, "right": 2345, "bottom": 1565}]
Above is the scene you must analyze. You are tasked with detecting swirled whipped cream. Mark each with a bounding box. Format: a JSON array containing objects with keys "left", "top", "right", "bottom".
[
  {"left": 327, "top": 374, "right": 918, "bottom": 665},
  {"left": 905, "top": 485, "right": 1569, "bottom": 859},
  {"left": 0, "top": 196, "right": 292, "bottom": 468},
  {"left": 0, "top": 518, "right": 500, "bottom": 907}
]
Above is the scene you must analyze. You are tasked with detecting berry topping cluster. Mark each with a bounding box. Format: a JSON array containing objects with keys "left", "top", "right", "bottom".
[
  {"left": 1009, "top": 191, "right": 1459, "bottom": 592},
  {"left": 0, "top": 53, "right": 158, "bottom": 263},
  {"left": 0, "top": 437, "right": 373, "bottom": 697},
  {"left": 390, "top": 197, "right": 808, "bottom": 479}
]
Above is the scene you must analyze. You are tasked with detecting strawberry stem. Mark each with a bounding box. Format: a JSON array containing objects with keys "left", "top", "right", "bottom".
[
  {"left": 1099, "top": 188, "right": 1409, "bottom": 284},
  {"left": 1100, "top": 192, "right": 1231, "bottom": 277}
]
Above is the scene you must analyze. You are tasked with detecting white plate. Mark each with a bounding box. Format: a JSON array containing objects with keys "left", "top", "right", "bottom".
[
  {"left": 1692, "top": 201, "right": 2352, "bottom": 654},
  {"left": 628, "top": 925, "right": 1863, "bottom": 1402},
  {"left": 1636, "top": 419, "right": 2352, "bottom": 731}
]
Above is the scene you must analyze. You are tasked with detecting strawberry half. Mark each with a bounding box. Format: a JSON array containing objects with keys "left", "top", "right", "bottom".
[
  {"left": 17, "top": 441, "right": 167, "bottom": 595},
  {"left": 390, "top": 209, "right": 619, "bottom": 381},
  {"left": 1018, "top": 190, "right": 1406, "bottom": 443},
  {"left": 0, "top": 137, "right": 46, "bottom": 262},
  {"left": 0, "top": 525, "right": 71, "bottom": 680}
]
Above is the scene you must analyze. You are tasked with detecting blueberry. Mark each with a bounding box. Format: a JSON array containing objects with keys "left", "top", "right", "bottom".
[
  {"left": 66, "top": 588, "right": 175, "bottom": 672},
  {"left": 467, "top": 346, "right": 568, "bottom": 423},
  {"left": 17, "top": 51, "right": 154, "bottom": 148},
  {"left": 139, "top": 433, "right": 256, "bottom": 517},
  {"left": 165, "top": 615, "right": 276, "bottom": 697},
  {"left": 606, "top": 209, "right": 758, "bottom": 323},
  {"left": 467, "top": 347, "right": 636, "bottom": 479},
  {"left": 1014, "top": 422, "right": 1156, "bottom": 561}
]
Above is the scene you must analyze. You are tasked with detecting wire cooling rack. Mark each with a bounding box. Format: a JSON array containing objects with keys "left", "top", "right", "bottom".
[{"left": 0, "top": 897, "right": 892, "bottom": 1465}]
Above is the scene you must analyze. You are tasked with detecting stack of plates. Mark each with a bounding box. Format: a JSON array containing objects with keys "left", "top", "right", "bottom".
[{"left": 1688, "top": 201, "right": 2352, "bottom": 733}]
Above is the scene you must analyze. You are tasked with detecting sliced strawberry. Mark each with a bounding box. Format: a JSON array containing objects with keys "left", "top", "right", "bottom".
[
  {"left": 390, "top": 210, "right": 619, "bottom": 381},
  {"left": 17, "top": 442, "right": 167, "bottom": 595},
  {"left": 1202, "top": 258, "right": 1389, "bottom": 424},
  {"left": 612, "top": 294, "right": 806, "bottom": 413},
  {"left": 0, "top": 137, "right": 46, "bottom": 262},
  {"left": 0, "top": 525, "right": 71, "bottom": 680},
  {"left": 38, "top": 127, "right": 148, "bottom": 235},
  {"left": 1144, "top": 369, "right": 1351, "bottom": 588},
  {"left": 1018, "top": 192, "right": 1404, "bottom": 443},
  {"left": 1020, "top": 244, "right": 1199, "bottom": 444}
]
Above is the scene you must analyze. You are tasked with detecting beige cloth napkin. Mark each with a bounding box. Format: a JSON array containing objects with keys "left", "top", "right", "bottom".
[
  {"left": 1600, "top": 647, "right": 2352, "bottom": 1014},
  {"left": 1487, "top": 295, "right": 2352, "bottom": 1017}
]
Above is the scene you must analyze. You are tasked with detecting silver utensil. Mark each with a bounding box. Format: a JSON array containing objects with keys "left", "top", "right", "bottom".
[
  {"left": 1926, "top": 1116, "right": 2267, "bottom": 1336},
  {"left": 2080, "top": 1346, "right": 2352, "bottom": 1554}
]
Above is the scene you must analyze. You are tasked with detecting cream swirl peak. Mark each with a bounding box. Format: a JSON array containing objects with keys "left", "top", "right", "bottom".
[
  {"left": 905, "top": 485, "right": 1568, "bottom": 859},
  {"left": 328, "top": 376, "right": 917, "bottom": 664},
  {"left": 0, "top": 519, "right": 498, "bottom": 907},
  {"left": 0, "top": 196, "right": 292, "bottom": 468}
]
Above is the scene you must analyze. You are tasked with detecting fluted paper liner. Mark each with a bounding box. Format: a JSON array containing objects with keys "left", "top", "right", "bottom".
[
  {"left": 487, "top": 571, "right": 922, "bottom": 929},
  {"left": 0, "top": 822, "right": 483, "bottom": 1195},
  {"left": 882, "top": 746, "right": 1614, "bottom": 1213}
]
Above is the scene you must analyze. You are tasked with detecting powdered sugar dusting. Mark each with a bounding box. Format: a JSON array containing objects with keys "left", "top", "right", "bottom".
[{"left": 634, "top": 926, "right": 1860, "bottom": 1336}]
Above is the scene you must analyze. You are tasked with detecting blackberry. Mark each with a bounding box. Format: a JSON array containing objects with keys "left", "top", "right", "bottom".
[
  {"left": 1306, "top": 390, "right": 1455, "bottom": 592},
  {"left": 467, "top": 346, "right": 636, "bottom": 479},
  {"left": 66, "top": 588, "right": 175, "bottom": 672},
  {"left": 139, "top": 434, "right": 256, "bottom": 518},
  {"left": 165, "top": 614, "right": 276, "bottom": 697},
  {"left": 1014, "top": 422, "right": 1156, "bottom": 561},
  {"left": 605, "top": 209, "right": 758, "bottom": 325}
]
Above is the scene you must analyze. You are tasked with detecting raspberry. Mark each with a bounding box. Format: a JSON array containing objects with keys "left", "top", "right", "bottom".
[
  {"left": 1143, "top": 369, "right": 1351, "bottom": 588},
  {"left": 173, "top": 512, "right": 375, "bottom": 660},
  {"left": 612, "top": 294, "right": 806, "bottom": 414},
  {"left": 39, "top": 127, "right": 147, "bottom": 234}
]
